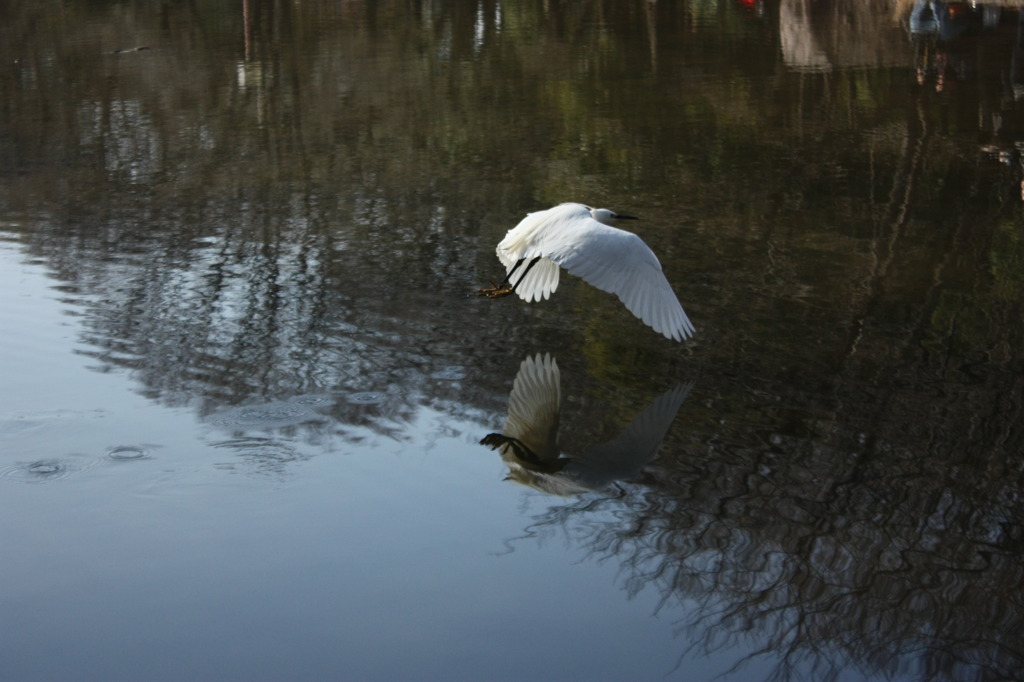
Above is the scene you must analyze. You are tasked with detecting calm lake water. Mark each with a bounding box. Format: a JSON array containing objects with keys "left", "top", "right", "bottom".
[{"left": 2, "top": 1, "right": 1023, "bottom": 681}]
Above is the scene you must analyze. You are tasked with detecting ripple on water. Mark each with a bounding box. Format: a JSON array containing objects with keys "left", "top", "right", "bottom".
[
  {"left": 288, "top": 394, "right": 334, "bottom": 406},
  {"left": 0, "top": 455, "right": 96, "bottom": 483},
  {"left": 106, "top": 445, "right": 150, "bottom": 461},
  {"left": 346, "top": 392, "right": 386, "bottom": 405},
  {"left": 209, "top": 401, "right": 323, "bottom": 429},
  {"left": 0, "top": 409, "right": 111, "bottom": 437},
  {"left": 208, "top": 436, "right": 307, "bottom": 474}
]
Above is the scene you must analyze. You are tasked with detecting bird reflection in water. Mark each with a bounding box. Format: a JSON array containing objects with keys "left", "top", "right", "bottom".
[{"left": 481, "top": 354, "right": 692, "bottom": 496}]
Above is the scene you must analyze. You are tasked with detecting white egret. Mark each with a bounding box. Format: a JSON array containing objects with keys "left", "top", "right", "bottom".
[
  {"left": 478, "top": 202, "right": 695, "bottom": 341},
  {"left": 480, "top": 353, "right": 693, "bottom": 496}
]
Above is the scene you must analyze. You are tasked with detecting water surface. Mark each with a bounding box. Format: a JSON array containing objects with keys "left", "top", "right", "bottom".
[{"left": 2, "top": 2, "right": 1023, "bottom": 681}]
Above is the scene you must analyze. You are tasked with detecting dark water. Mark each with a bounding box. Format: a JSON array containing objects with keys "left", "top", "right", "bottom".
[{"left": 1, "top": 1, "right": 1023, "bottom": 680}]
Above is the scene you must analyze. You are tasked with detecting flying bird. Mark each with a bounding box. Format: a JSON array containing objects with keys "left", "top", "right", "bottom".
[
  {"left": 480, "top": 353, "right": 693, "bottom": 496},
  {"left": 478, "top": 202, "right": 695, "bottom": 341}
]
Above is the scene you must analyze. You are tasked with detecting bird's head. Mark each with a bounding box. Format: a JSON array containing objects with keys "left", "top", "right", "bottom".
[{"left": 589, "top": 207, "right": 639, "bottom": 225}]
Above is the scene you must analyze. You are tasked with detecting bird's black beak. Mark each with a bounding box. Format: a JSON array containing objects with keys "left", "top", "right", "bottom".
[{"left": 615, "top": 213, "right": 639, "bottom": 220}]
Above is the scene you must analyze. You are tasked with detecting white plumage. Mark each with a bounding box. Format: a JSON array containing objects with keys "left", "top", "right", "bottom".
[{"left": 483, "top": 202, "right": 695, "bottom": 342}]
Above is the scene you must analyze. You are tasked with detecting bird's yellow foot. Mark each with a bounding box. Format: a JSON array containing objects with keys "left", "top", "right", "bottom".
[{"left": 477, "top": 283, "right": 513, "bottom": 298}]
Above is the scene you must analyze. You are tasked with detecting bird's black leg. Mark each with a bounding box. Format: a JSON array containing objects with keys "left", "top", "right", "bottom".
[
  {"left": 508, "top": 257, "right": 541, "bottom": 293},
  {"left": 477, "top": 256, "right": 538, "bottom": 298},
  {"left": 502, "top": 258, "right": 526, "bottom": 285}
]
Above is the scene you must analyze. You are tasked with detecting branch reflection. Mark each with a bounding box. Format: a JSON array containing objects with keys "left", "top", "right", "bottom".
[{"left": 503, "top": 398, "right": 1024, "bottom": 682}]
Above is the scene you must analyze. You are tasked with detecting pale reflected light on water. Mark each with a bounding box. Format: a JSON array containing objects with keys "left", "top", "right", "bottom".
[{"left": 2, "top": 1, "right": 1024, "bottom": 681}]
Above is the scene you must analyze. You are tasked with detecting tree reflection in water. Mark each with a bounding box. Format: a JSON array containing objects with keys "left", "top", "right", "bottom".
[{"left": 506, "top": 374, "right": 1022, "bottom": 682}]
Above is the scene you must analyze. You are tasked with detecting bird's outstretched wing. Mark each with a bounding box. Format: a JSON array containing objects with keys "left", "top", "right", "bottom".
[
  {"left": 571, "top": 382, "right": 694, "bottom": 486},
  {"left": 494, "top": 203, "right": 694, "bottom": 341},
  {"left": 495, "top": 353, "right": 561, "bottom": 463},
  {"left": 548, "top": 219, "right": 695, "bottom": 341}
]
